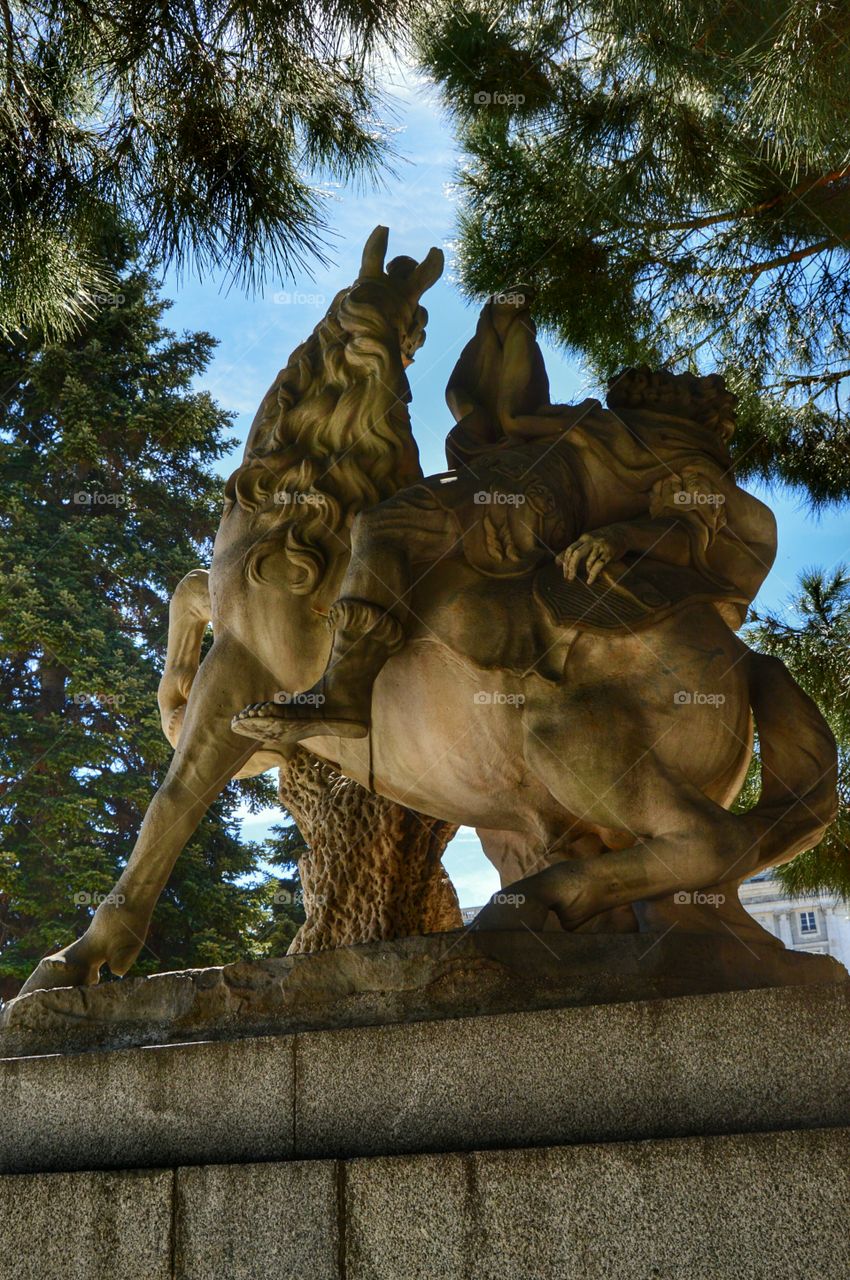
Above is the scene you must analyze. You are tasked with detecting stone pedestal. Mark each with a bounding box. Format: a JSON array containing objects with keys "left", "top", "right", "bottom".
[{"left": 1, "top": 935, "right": 848, "bottom": 1278}]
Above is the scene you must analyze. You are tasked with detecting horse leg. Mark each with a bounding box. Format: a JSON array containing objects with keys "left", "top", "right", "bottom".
[
  {"left": 477, "top": 825, "right": 638, "bottom": 932},
  {"left": 475, "top": 712, "right": 770, "bottom": 933},
  {"left": 631, "top": 873, "right": 784, "bottom": 947},
  {"left": 627, "top": 711, "right": 768, "bottom": 939},
  {"left": 17, "top": 636, "right": 265, "bottom": 995}
]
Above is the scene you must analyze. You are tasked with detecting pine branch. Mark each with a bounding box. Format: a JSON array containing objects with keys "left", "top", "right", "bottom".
[
  {"left": 418, "top": 0, "right": 850, "bottom": 508},
  {"left": 727, "top": 239, "right": 837, "bottom": 281},
  {"left": 0, "top": 0, "right": 407, "bottom": 336},
  {"left": 769, "top": 367, "right": 850, "bottom": 393}
]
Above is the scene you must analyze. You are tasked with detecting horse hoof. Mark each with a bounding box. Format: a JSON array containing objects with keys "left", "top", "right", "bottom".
[
  {"left": 16, "top": 951, "right": 101, "bottom": 997},
  {"left": 231, "top": 703, "right": 368, "bottom": 744}
]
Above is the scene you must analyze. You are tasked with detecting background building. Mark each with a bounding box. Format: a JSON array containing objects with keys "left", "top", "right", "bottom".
[{"left": 738, "top": 871, "right": 850, "bottom": 972}]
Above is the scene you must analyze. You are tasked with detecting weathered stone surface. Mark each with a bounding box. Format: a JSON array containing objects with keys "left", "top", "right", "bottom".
[
  {"left": 345, "top": 1129, "right": 850, "bottom": 1279},
  {"left": 3, "top": 981, "right": 849, "bottom": 1178},
  {"left": 175, "top": 1160, "right": 339, "bottom": 1280},
  {"left": 294, "top": 981, "right": 850, "bottom": 1159},
  {"left": 345, "top": 1153, "right": 472, "bottom": 1280},
  {"left": 3, "top": 1132, "right": 848, "bottom": 1279},
  {"left": 0, "top": 1035, "right": 293, "bottom": 1175},
  {"left": 1, "top": 927, "right": 844, "bottom": 1059},
  {"left": 0, "top": 1167, "right": 172, "bottom": 1280}
]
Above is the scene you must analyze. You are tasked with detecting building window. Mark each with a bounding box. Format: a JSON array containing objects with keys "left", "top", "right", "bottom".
[{"left": 799, "top": 910, "right": 817, "bottom": 934}]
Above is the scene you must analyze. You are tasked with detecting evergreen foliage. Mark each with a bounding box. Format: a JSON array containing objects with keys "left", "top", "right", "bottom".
[
  {"left": 417, "top": 0, "right": 850, "bottom": 504},
  {"left": 252, "top": 822, "right": 310, "bottom": 957},
  {"left": 1, "top": 0, "right": 409, "bottom": 335},
  {"left": 0, "top": 228, "right": 277, "bottom": 996},
  {"left": 742, "top": 567, "right": 850, "bottom": 900}
]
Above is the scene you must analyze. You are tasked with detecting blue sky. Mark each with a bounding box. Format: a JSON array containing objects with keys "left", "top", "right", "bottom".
[{"left": 162, "top": 62, "right": 850, "bottom": 907}]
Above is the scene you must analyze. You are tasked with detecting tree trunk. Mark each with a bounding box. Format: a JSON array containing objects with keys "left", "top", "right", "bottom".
[{"left": 278, "top": 749, "right": 462, "bottom": 953}]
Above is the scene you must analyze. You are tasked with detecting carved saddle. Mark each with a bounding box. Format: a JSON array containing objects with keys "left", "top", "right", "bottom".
[{"left": 533, "top": 557, "right": 745, "bottom": 634}]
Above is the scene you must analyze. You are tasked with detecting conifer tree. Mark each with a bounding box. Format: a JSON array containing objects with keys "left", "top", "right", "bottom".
[
  {"left": 252, "top": 822, "right": 310, "bottom": 957},
  {"left": 417, "top": 0, "right": 850, "bottom": 505},
  {"left": 1, "top": 0, "right": 410, "bottom": 335},
  {"left": 0, "top": 225, "right": 275, "bottom": 996},
  {"left": 743, "top": 568, "right": 850, "bottom": 900}
]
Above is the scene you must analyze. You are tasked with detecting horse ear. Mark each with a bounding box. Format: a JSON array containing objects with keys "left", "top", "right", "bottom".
[
  {"left": 407, "top": 247, "right": 444, "bottom": 300},
  {"left": 360, "top": 226, "right": 389, "bottom": 278}
]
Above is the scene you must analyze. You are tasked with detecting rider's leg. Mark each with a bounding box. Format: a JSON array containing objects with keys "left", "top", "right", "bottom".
[
  {"left": 339, "top": 506, "right": 412, "bottom": 615},
  {"left": 233, "top": 517, "right": 409, "bottom": 742}
]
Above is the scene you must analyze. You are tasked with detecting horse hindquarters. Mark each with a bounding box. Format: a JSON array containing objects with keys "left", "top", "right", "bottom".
[
  {"left": 745, "top": 652, "right": 838, "bottom": 866},
  {"left": 501, "top": 617, "right": 755, "bottom": 926},
  {"left": 488, "top": 618, "right": 837, "bottom": 929}
]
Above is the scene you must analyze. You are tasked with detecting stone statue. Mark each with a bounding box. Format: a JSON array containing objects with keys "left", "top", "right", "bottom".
[
  {"left": 17, "top": 226, "right": 837, "bottom": 997},
  {"left": 232, "top": 285, "right": 774, "bottom": 744}
]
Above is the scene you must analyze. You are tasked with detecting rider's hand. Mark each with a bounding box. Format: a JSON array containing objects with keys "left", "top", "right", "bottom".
[
  {"left": 650, "top": 468, "right": 728, "bottom": 537},
  {"left": 558, "top": 526, "right": 630, "bottom": 585}
]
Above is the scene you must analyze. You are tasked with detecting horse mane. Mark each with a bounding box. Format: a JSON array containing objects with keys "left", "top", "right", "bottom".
[{"left": 223, "top": 283, "right": 423, "bottom": 595}]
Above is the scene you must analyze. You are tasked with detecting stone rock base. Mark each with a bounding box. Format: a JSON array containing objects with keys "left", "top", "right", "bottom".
[
  {"left": 1, "top": 926, "right": 845, "bottom": 1058},
  {"left": 2, "top": 1130, "right": 849, "bottom": 1279}
]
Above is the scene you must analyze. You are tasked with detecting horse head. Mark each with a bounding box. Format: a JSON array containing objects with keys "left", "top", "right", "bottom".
[
  {"left": 224, "top": 228, "right": 444, "bottom": 597},
  {"left": 338, "top": 225, "right": 444, "bottom": 374}
]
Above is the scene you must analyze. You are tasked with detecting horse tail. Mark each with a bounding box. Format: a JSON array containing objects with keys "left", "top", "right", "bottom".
[
  {"left": 157, "top": 569, "right": 211, "bottom": 748},
  {"left": 746, "top": 652, "right": 838, "bottom": 869}
]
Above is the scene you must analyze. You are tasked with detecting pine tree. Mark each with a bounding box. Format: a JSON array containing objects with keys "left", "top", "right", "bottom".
[
  {"left": 1, "top": 0, "right": 410, "bottom": 336},
  {"left": 740, "top": 567, "right": 850, "bottom": 900},
  {"left": 417, "top": 0, "right": 850, "bottom": 505},
  {"left": 251, "top": 820, "right": 309, "bottom": 957},
  {"left": 0, "top": 225, "right": 276, "bottom": 997}
]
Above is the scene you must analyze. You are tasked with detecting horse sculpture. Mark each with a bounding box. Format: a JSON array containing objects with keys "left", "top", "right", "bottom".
[{"left": 18, "top": 228, "right": 838, "bottom": 996}]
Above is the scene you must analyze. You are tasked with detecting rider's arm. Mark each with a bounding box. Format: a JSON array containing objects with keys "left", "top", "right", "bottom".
[
  {"left": 501, "top": 400, "right": 604, "bottom": 439},
  {"left": 495, "top": 313, "right": 603, "bottom": 438},
  {"left": 618, "top": 516, "right": 692, "bottom": 565},
  {"left": 559, "top": 517, "right": 693, "bottom": 586}
]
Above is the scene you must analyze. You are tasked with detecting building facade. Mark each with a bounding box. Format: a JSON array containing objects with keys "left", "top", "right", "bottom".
[{"left": 738, "top": 871, "right": 850, "bottom": 973}]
